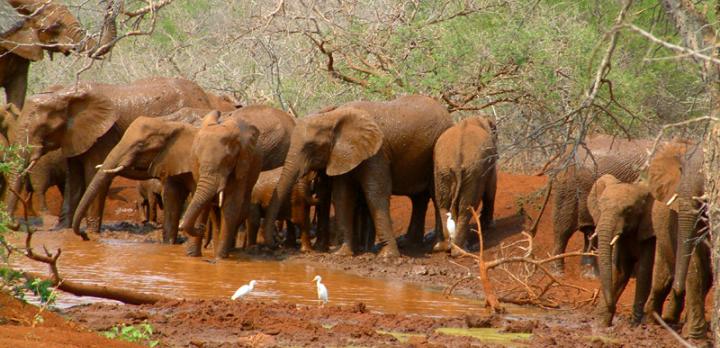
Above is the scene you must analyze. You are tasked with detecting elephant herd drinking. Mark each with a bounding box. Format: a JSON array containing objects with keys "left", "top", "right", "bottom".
[{"left": 0, "top": 81, "right": 711, "bottom": 340}]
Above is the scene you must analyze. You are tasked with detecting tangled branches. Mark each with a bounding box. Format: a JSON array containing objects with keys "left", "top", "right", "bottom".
[{"left": 444, "top": 208, "right": 596, "bottom": 312}]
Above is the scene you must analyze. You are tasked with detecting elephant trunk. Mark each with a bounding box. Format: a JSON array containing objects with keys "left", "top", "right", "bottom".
[
  {"left": 672, "top": 197, "right": 696, "bottom": 295},
  {"left": 262, "top": 141, "right": 303, "bottom": 244},
  {"left": 180, "top": 175, "right": 219, "bottom": 237},
  {"left": 4, "top": 167, "right": 23, "bottom": 226},
  {"left": 72, "top": 171, "right": 114, "bottom": 240},
  {"left": 597, "top": 217, "right": 617, "bottom": 326}
]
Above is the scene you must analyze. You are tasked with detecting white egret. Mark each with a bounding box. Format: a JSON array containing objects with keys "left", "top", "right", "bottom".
[
  {"left": 312, "top": 275, "right": 328, "bottom": 305},
  {"left": 446, "top": 212, "right": 456, "bottom": 241},
  {"left": 231, "top": 280, "right": 257, "bottom": 300}
]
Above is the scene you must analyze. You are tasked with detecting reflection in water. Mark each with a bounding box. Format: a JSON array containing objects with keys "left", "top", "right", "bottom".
[{"left": 10, "top": 231, "right": 486, "bottom": 315}]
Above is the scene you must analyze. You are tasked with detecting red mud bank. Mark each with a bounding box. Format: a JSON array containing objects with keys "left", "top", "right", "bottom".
[{"left": 0, "top": 292, "right": 139, "bottom": 348}]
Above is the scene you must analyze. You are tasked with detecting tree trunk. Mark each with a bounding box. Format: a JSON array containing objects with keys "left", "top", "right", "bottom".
[{"left": 705, "top": 122, "right": 720, "bottom": 347}]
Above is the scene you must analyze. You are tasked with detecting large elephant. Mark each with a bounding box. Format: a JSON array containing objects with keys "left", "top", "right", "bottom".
[
  {"left": 0, "top": 102, "right": 66, "bottom": 216},
  {"left": 432, "top": 116, "right": 497, "bottom": 253},
  {"left": 542, "top": 135, "right": 652, "bottom": 276},
  {"left": 179, "top": 106, "right": 296, "bottom": 258},
  {"left": 587, "top": 174, "right": 655, "bottom": 327},
  {"left": 72, "top": 109, "right": 213, "bottom": 244},
  {"left": 1, "top": 0, "right": 116, "bottom": 108},
  {"left": 644, "top": 142, "right": 710, "bottom": 339},
  {"left": 17, "top": 77, "right": 214, "bottom": 237},
  {"left": 261, "top": 95, "right": 453, "bottom": 257}
]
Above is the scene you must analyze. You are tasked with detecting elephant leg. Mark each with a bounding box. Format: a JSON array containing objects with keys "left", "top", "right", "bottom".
[
  {"left": 284, "top": 220, "right": 298, "bottom": 248},
  {"left": 580, "top": 226, "right": 598, "bottom": 278},
  {"left": 356, "top": 159, "right": 398, "bottom": 258},
  {"left": 5, "top": 58, "right": 29, "bottom": 109},
  {"left": 246, "top": 205, "right": 261, "bottom": 248},
  {"left": 163, "top": 180, "right": 188, "bottom": 245},
  {"left": 480, "top": 169, "right": 497, "bottom": 230},
  {"left": 632, "top": 241, "right": 655, "bottom": 325},
  {"left": 313, "top": 174, "right": 332, "bottom": 251},
  {"left": 58, "top": 159, "right": 84, "bottom": 230},
  {"left": 450, "top": 205, "right": 474, "bottom": 257},
  {"left": 333, "top": 176, "right": 358, "bottom": 256},
  {"left": 294, "top": 205, "right": 313, "bottom": 253},
  {"left": 551, "top": 185, "right": 578, "bottom": 274},
  {"left": 645, "top": 244, "right": 674, "bottom": 322},
  {"left": 404, "top": 192, "right": 430, "bottom": 249},
  {"left": 683, "top": 246, "right": 710, "bottom": 339},
  {"left": 148, "top": 194, "right": 158, "bottom": 223}
]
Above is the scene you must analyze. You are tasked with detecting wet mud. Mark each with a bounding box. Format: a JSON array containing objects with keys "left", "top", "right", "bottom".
[{"left": 5, "top": 174, "right": 709, "bottom": 346}]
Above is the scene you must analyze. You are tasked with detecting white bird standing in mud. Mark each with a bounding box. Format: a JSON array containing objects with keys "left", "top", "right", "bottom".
[
  {"left": 446, "top": 212, "right": 456, "bottom": 241},
  {"left": 231, "top": 280, "right": 257, "bottom": 300},
  {"left": 312, "top": 275, "right": 328, "bottom": 305}
]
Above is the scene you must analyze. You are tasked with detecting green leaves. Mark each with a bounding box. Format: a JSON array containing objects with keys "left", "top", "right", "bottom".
[{"left": 102, "top": 321, "right": 159, "bottom": 347}]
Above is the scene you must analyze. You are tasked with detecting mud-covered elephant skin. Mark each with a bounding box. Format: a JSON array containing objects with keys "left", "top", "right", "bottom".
[
  {"left": 432, "top": 115, "right": 497, "bottom": 253},
  {"left": 261, "top": 95, "right": 453, "bottom": 257},
  {"left": 0, "top": 103, "right": 66, "bottom": 216},
  {"left": 1, "top": 0, "right": 116, "bottom": 109},
  {"left": 136, "top": 179, "right": 163, "bottom": 224},
  {"left": 643, "top": 142, "right": 710, "bottom": 339},
  {"left": 72, "top": 108, "right": 218, "bottom": 244},
  {"left": 17, "top": 77, "right": 214, "bottom": 238},
  {"left": 245, "top": 168, "right": 320, "bottom": 252},
  {"left": 587, "top": 174, "right": 656, "bottom": 327},
  {"left": 544, "top": 135, "right": 652, "bottom": 276}
]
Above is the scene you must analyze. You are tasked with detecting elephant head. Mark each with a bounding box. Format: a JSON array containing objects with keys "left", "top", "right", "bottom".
[
  {"left": 2, "top": 0, "right": 117, "bottom": 60},
  {"left": 179, "top": 111, "right": 260, "bottom": 255},
  {"left": 461, "top": 114, "right": 497, "bottom": 144},
  {"left": 588, "top": 174, "right": 655, "bottom": 326},
  {"left": 72, "top": 117, "right": 196, "bottom": 240},
  {"left": 647, "top": 142, "right": 705, "bottom": 299},
  {"left": 261, "top": 107, "right": 383, "bottom": 243}
]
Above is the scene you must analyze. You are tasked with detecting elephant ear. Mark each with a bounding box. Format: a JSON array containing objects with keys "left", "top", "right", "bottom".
[
  {"left": 588, "top": 174, "right": 621, "bottom": 222},
  {"left": 234, "top": 123, "right": 260, "bottom": 180},
  {"left": 326, "top": 108, "right": 383, "bottom": 176},
  {"left": 0, "top": 21, "right": 43, "bottom": 61},
  {"left": 60, "top": 88, "right": 118, "bottom": 157},
  {"left": 201, "top": 110, "right": 221, "bottom": 128},
  {"left": 149, "top": 122, "right": 195, "bottom": 179},
  {"left": 648, "top": 144, "right": 684, "bottom": 204},
  {"left": 637, "top": 192, "right": 656, "bottom": 241}
]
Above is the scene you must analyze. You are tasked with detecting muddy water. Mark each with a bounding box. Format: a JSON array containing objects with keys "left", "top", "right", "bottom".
[{"left": 10, "top": 231, "right": 488, "bottom": 316}]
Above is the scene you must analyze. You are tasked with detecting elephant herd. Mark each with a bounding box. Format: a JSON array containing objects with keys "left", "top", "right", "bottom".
[{"left": 545, "top": 137, "right": 709, "bottom": 338}]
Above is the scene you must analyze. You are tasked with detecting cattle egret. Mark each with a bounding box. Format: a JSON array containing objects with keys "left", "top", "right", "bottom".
[
  {"left": 231, "top": 280, "right": 257, "bottom": 300},
  {"left": 446, "top": 212, "right": 456, "bottom": 241},
  {"left": 312, "top": 275, "right": 328, "bottom": 305}
]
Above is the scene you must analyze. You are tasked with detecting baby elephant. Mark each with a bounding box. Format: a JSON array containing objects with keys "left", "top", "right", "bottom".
[
  {"left": 136, "top": 179, "right": 163, "bottom": 224},
  {"left": 588, "top": 174, "right": 656, "bottom": 326},
  {"left": 245, "top": 168, "right": 318, "bottom": 252},
  {"left": 433, "top": 116, "right": 497, "bottom": 253}
]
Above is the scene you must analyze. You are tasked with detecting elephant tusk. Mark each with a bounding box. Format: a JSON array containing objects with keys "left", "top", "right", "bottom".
[
  {"left": 102, "top": 165, "right": 125, "bottom": 173},
  {"left": 610, "top": 234, "right": 621, "bottom": 246},
  {"left": 666, "top": 193, "right": 678, "bottom": 206},
  {"left": 218, "top": 190, "right": 224, "bottom": 208},
  {"left": 95, "top": 164, "right": 103, "bottom": 169}
]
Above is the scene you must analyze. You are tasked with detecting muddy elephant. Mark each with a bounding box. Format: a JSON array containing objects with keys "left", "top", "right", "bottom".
[
  {"left": 136, "top": 179, "right": 163, "bottom": 224},
  {"left": 245, "top": 168, "right": 320, "bottom": 252},
  {"left": 587, "top": 174, "right": 656, "bottom": 327},
  {"left": 16, "top": 77, "right": 214, "bottom": 238},
  {"left": 72, "top": 109, "right": 214, "bottom": 244},
  {"left": 0, "top": 0, "right": 116, "bottom": 108},
  {"left": 180, "top": 106, "right": 296, "bottom": 258},
  {"left": 643, "top": 142, "right": 710, "bottom": 339},
  {"left": 536, "top": 135, "right": 652, "bottom": 276},
  {"left": 0, "top": 103, "right": 66, "bottom": 216},
  {"left": 262, "top": 95, "right": 453, "bottom": 257},
  {"left": 432, "top": 116, "right": 498, "bottom": 253}
]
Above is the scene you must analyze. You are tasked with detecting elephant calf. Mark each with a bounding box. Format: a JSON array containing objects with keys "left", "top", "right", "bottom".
[
  {"left": 587, "top": 174, "right": 656, "bottom": 327},
  {"left": 136, "top": 179, "right": 163, "bottom": 224},
  {"left": 245, "top": 168, "right": 319, "bottom": 252},
  {"left": 433, "top": 116, "right": 497, "bottom": 253}
]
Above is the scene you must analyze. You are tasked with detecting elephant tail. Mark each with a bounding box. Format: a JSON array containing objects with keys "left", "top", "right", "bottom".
[{"left": 528, "top": 176, "right": 553, "bottom": 236}]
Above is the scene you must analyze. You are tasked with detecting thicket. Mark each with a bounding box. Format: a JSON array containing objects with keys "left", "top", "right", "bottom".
[{"left": 24, "top": 1, "right": 709, "bottom": 171}]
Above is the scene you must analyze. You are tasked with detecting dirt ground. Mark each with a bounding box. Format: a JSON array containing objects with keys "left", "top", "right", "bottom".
[{"left": 5, "top": 173, "right": 708, "bottom": 347}]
